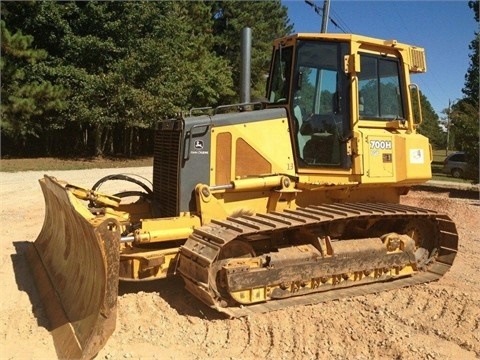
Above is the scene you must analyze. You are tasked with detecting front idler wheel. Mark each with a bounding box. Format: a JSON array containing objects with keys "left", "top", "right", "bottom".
[{"left": 210, "top": 240, "right": 256, "bottom": 307}]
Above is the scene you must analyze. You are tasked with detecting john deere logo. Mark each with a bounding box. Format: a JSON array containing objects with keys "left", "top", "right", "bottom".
[{"left": 194, "top": 140, "right": 204, "bottom": 149}]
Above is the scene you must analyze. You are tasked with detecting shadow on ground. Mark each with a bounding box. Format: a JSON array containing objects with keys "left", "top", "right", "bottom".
[
  {"left": 118, "top": 275, "right": 226, "bottom": 320},
  {"left": 11, "top": 241, "right": 50, "bottom": 329}
]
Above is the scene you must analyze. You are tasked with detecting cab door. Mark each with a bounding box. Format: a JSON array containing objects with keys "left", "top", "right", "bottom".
[{"left": 292, "top": 40, "right": 351, "bottom": 169}]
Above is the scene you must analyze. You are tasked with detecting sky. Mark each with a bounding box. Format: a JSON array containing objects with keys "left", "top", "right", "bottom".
[{"left": 282, "top": 0, "right": 477, "bottom": 117}]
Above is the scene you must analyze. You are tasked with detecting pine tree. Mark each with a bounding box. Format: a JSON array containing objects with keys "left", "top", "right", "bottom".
[
  {"left": 210, "top": 1, "right": 293, "bottom": 102},
  {"left": 450, "top": 0, "right": 479, "bottom": 182},
  {"left": 414, "top": 92, "right": 446, "bottom": 149},
  {"left": 1, "top": 20, "right": 66, "bottom": 154},
  {"left": 462, "top": 0, "right": 479, "bottom": 105}
]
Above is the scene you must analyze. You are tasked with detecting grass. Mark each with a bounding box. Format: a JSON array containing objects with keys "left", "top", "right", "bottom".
[{"left": 0, "top": 150, "right": 469, "bottom": 184}]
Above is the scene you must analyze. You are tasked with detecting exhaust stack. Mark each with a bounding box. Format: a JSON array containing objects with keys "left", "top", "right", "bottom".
[{"left": 240, "top": 27, "right": 252, "bottom": 103}]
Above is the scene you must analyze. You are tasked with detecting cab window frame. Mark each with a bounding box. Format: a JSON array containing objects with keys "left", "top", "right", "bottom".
[{"left": 358, "top": 53, "right": 406, "bottom": 121}]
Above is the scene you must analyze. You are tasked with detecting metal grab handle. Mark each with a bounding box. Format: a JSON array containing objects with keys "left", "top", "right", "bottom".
[
  {"left": 409, "top": 83, "right": 423, "bottom": 126},
  {"left": 183, "top": 123, "right": 210, "bottom": 161}
]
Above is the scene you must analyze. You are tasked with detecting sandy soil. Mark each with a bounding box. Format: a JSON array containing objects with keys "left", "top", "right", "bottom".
[{"left": 1, "top": 167, "right": 479, "bottom": 360}]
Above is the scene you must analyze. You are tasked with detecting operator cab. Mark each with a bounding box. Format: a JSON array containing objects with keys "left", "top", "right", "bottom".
[
  {"left": 266, "top": 34, "right": 410, "bottom": 172},
  {"left": 268, "top": 38, "right": 351, "bottom": 169}
]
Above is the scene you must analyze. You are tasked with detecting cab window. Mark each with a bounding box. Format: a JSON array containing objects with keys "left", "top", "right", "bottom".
[
  {"left": 293, "top": 40, "right": 350, "bottom": 168},
  {"left": 268, "top": 46, "right": 293, "bottom": 104},
  {"left": 358, "top": 54, "right": 404, "bottom": 120}
]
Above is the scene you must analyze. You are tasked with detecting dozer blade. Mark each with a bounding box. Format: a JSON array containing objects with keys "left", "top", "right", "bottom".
[{"left": 26, "top": 175, "right": 121, "bottom": 359}]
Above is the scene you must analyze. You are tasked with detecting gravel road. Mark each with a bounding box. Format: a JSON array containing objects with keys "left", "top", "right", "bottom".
[{"left": 1, "top": 168, "right": 479, "bottom": 359}]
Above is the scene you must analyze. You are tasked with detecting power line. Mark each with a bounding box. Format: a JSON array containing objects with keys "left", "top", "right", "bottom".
[
  {"left": 304, "top": 0, "right": 350, "bottom": 33},
  {"left": 328, "top": 17, "right": 345, "bottom": 33},
  {"left": 329, "top": 7, "right": 353, "bottom": 33},
  {"left": 305, "top": 0, "right": 352, "bottom": 33}
]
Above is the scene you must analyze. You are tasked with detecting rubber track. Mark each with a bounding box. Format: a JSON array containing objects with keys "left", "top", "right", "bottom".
[{"left": 179, "top": 203, "right": 458, "bottom": 318}]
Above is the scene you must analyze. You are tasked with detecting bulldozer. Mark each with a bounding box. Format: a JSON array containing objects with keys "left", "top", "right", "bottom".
[{"left": 27, "top": 33, "right": 458, "bottom": 359}]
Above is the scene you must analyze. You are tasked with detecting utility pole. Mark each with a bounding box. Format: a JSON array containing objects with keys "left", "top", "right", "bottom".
[
  {"left": 305, "top": 0, "right": 330, "bottom": 33},
  {"left": 321, "top": 0, "right": 330, "bottom": 33}
]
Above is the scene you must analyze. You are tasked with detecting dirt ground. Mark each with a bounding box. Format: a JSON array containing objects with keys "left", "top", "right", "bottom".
[{"left": 1, "top": 167, "right": 479, "bottom": 360}]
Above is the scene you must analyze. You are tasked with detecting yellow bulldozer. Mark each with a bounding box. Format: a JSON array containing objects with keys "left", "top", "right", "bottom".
[{"left": 27, "top": 33, "right": 458, "bottom": 359}]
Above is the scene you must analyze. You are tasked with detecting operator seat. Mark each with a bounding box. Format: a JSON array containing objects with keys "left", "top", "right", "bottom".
[{"left": 301, "top": 113, "right": 341, "bottom": 166}]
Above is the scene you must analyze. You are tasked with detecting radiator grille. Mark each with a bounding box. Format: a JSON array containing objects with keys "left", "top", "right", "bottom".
[{"left": 153, "top": 119, "right": 183, "bottom": 217}]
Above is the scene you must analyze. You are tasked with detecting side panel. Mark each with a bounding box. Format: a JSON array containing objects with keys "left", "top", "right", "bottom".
[
  {"left": 181, "top": 117, "right": 213, "bottom": 213},
  {"left": 205, "top": 109, "right": 296, "bottom": 218},
  {"left": 154, "top": 108, "right": 292, "bottom": 216},
  {"left": 360, "top": 128, "right": 431, "bottom": 184},
  {"left": 210, "top": 114, "right": 295, "bottom": 185},
  {"left": 395, "top": 132, "right": 432, "bottom": 182}
]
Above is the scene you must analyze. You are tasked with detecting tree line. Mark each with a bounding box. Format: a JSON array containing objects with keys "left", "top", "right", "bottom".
[
  {"left": 1, "top": 1, "right": 292, "bottom": 157},
  {"left": 447, "top": 0, "right": 479, "bottom": 181}
]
